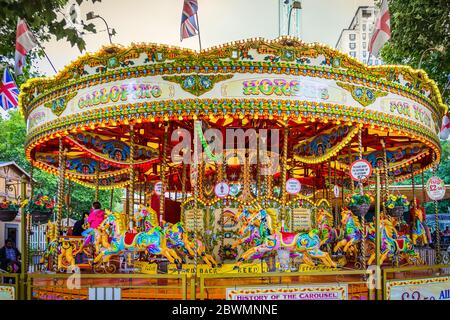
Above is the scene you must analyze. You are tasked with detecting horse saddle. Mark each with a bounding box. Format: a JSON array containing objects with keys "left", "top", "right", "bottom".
[
  {"left": 280, "top": 232, "right": 297, "bottom": 246},
  {"left": 395, "top": 238, "right": 406, "bottom": 251},
  {"left": 124, "top": 232, "right": 138, "bottom": 246}
]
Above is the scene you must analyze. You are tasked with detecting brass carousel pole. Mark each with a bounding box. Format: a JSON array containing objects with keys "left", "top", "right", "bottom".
[
  {"left": 20, "top": 175, "right": 28, "bottom": 299},
  {"left": 95, "top": 162, "right": 100, "bottom": 202},
  {"left": 375, "top": 171, "right": 382, "bottom": 300},
  {"left": 218, "top": 151, "right": 225, "bottom": 264},
  {"left": 281, "top": 125, "right": 289, "bottom": 230},
  {"left": 27, "top": 165, "right": 34, "bottom": 272},
  {"left": 129, "top": 124, "right": 136, "bottom": 229},
  {"left": 381, "top": 139, "right": 389, "bottom": 214},
  {"left": 160, "top": 124, "right": 169, "bottom": 224},
  {"left": 56, "top": 138, "right": 67, "bottom": 235},
  {"left": 193, "top": 120, "right": 200, "bottom": 280},
  {"left": 181, "top": 163, "right": 187, "bottom": 222},
  {"left": 358, "top": 127, "right": 366, "bottom": 272},
  {"left": 432, "top": 153, "right": 441, "bottom": 264}
]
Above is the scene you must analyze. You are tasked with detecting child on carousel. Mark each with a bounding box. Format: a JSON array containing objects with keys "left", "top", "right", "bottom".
[{"left": 81, "top": 201, "right": 105, "bottom": 248}]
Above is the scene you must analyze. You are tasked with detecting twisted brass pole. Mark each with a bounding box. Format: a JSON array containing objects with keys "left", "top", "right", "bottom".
[
  {"left": 56, "top": 138, "right": 67, "bottom": 234},
  {"left": 280, "top": 125, "right": 289, "bottom": 230},
  {"left": 129, "top": 125, "right": 136, "bottom": 229},
  {"left": 358, "top": 127, "right": 366, "bottom": 272},
  {"left": 159, "top": 124, "right": 168, "bottom": 224}
]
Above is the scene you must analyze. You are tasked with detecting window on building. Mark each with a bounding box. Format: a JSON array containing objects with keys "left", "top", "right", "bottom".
[
  {"left": 349, "top": 34, "right": 356, "bottom": 41},
  {"left": 362, "top": 33, "right": 366, "bottom": 40},
  {"left": 368, "top": 58, "right": 373, "bottom": 65},
  {"left": 350, "top": 51, "right": 356, "bottom": 58},
  {"left": 362, "top": 51, "right": 367, "bottom": 58},
  {"left": 362, "top": 24, "right": 366, "bottom": 31},
  {"left": 362, "top": 42, "right": 366, "bottom": 49},
  {"left": 349, "top": 43, "right": 356, "bottom": 50}
]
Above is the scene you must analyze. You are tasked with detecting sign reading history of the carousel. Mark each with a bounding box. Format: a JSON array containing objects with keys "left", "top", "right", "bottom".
[
  {"left": 226, "top": 284, "right": 348, "bottom": 300},
  {"left": 386, "top": 277, "right": 450, "bottom": 300}
]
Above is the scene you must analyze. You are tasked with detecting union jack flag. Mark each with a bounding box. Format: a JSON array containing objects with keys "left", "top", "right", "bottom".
[
  {"left": 0, "top": 69, "right": 19, "bottom": 111},
  {"left": 180, "top": 0, "right": 199, "bottom": 41}
]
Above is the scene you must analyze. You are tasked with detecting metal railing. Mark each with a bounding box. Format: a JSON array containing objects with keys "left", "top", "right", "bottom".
[
  {"left": 198, "top": 269, "right": 375, "bottom": 300},
  {"left": 0, "top": 272, "right": 20, "bottom": 300},
  {"left": 27, "top": 273, "right": 187, "bottom": 300}
]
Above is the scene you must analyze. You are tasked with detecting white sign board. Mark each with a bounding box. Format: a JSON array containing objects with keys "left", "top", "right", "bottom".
[
  {"left": 286, "top": 178, "right": 301, "bottom": 195},
  {"left": 333, "top": 185, "right": 340, "bottom": 198},
  {"left": 386, "top": 276, "right": 450, "bottom": 300},
  {"left": 0, "top": 286, "right": 15, "bottom": 300},
  {"left": 154, "top": 181, "right": 162, "bottom": 196},
  {"left": 426, "top": 176, "right": 446, "bottom": 201},
  {"left": 349, "top": 159, "right": 373, "bottom": 181},
  {"left": 226, "top": 284, "right": 348, "bottom": 300},
  {"left": 215, "top": 182, "right": 230, "bottom": 198}
]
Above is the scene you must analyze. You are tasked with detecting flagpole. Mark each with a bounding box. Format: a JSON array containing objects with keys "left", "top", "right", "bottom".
[
  {"left": 195, "top": 13, "right": 202, "bottom": 51},
  {"left": 23, "top": 19, "right": 58, "bottom": 74}
]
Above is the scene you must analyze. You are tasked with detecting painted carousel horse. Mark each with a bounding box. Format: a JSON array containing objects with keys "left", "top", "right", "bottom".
[
  {"left": 411, "top": 205, "right": 428, "bottom": 246},
  {"left": 367, "top": 216, "right": 422, "bottom": 265},
  {"left": 40, "top": 220, "right": 59, "bottom": 264},
  {"left": 134, "top": 205, "right": 159, "bottom": 231},
  {"left": 163, "top": 221, "right": 218, "bottom": 268},
  {"left": 333, "top": 208, "right": 362, "bottom": 256},
  {"left": 93, "top": 211, "right": 182, "bottom": 265},
  {"left": 316, "top": 208, "right": 340, "bottom": 248},
  {"left": 235, "top": 209, "right": 336, "bottom": 267},
  {"left": 232, "top": 213, "right": 316, "bottom": 266}
]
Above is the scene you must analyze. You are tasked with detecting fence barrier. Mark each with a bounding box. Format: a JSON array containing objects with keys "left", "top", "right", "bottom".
[{"left": 26, "top": 273, "right": 187, "bottom": 300}]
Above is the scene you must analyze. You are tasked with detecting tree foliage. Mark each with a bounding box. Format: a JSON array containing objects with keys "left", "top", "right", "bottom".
[
  {"left": 0, "top": 0, "right": 100, "bottom": 74},
  {"left": 0, "top": 110, "right": 122, "bottom": 220},
  {"left": 381, "top": 0, "right": 450, "bottom": 103}
]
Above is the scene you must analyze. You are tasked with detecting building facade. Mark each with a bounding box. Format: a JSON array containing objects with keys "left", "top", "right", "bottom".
[
  {"left": 335, "top": 6, "right": 383, "bottom": 65},
  {"left": 0, "top": 162, "right": 32, "bottom": 251},
  {"left": 279, "top": 0, "right": 301, "bottom": 38}
]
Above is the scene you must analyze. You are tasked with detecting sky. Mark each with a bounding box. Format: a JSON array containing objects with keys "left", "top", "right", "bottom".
[{"left": 33, "top": 0, "right": 374, "bottom": 75}]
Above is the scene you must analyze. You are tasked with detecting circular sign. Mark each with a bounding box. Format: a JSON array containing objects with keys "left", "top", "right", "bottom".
[
  {"left": 426, "top": 176, "right": 446, "bottom": 200},
  {"left": 333, "top": 185, "right": 340, "bottom": 198},
  {"left": 215, "top": 182, "right": 230, "bottom": 198},
  {"left": 286, "top": 178, "right": 301, "bottom": 195},
  {"left": 154, "top": 181, "right": 162, "bottom": 196},
  {"left": 349, "top": 159, "right": 373, "bottom": 181},
  {"left": 229, "top": 183, "right": 241, "bottom": 196}
]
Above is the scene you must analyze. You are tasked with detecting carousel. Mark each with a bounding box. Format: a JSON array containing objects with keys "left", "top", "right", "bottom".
[{"left": 17, "top": 36, "right": 448, "bottom": 299}]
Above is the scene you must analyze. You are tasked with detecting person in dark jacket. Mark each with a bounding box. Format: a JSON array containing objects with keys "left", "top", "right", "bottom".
[
  {"left": 72, "top": 213, "right": 88, "bottom": 236},
  {"left": 0, "top": 239, "right": 21, "bottom": 272}
]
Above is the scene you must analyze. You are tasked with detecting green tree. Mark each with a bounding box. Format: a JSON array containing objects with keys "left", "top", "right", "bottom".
[
  {"left": 0, "top": 0, "right": 100, "bottom": 79},
  {"left": 380, "top": 0, "right": 450, "bottom": 103},
  {"left": 381, "top": 0, "right": 450, "bottom": 218},
  {"left": 0, "top": 110, "right": 122, "bottom": 220}
]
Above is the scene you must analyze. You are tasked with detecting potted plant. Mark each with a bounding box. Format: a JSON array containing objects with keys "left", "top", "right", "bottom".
[
  {"left": 25, "top": 195, "right": 56, "bottom": 223},
  {"left": 0, "top": 198, "right": 20, "bottom": 222},
  {"left": 385, "top": 194, "right": 409, "bottom": 218},
  {"left": 347, "top": 192, "right": 373, "bottom": 217}
]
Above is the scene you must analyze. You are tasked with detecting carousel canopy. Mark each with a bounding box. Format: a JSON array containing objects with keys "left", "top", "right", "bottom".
[{"left": 18, "top": 37, "right": 447, "bottom": 192}]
